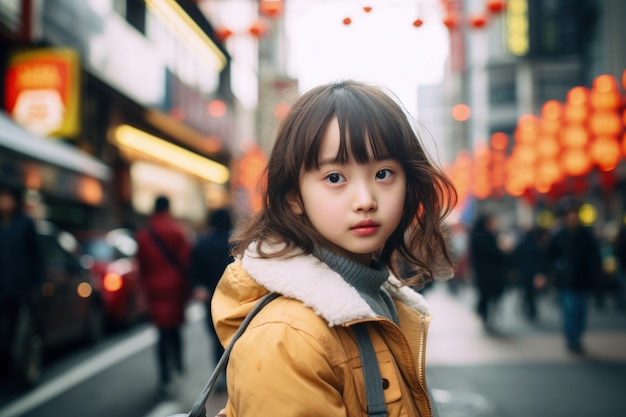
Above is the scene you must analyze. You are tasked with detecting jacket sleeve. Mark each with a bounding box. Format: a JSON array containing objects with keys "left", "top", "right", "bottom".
[{"left": 226, "top": 321, "right": 347, "bottom": 417}]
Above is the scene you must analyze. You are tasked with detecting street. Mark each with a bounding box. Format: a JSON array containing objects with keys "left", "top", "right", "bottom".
[{"left": 0, "top": 283, "right": 625, "bottom": 417}]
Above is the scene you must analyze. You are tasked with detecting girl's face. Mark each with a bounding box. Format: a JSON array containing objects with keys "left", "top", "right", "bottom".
[{"left": 289, "top": 118, "right": 406, "bottom": 266}]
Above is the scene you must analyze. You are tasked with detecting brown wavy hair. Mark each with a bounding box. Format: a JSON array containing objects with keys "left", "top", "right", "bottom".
[{"left": 231, "top": 80, "right": 457, "bottom": 286}]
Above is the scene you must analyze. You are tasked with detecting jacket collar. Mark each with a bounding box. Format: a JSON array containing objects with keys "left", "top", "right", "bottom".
[{"left": 241, "top": 243, "right": 430, "bottom": 327}]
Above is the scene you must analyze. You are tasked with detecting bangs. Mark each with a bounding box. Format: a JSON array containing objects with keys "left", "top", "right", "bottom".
[{"left": 301, "top": 83, "right": 409, "bottom": 171}]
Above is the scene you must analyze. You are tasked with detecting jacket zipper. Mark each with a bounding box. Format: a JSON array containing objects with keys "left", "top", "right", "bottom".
[{"left": 418, "top": 314, "right": 433, "bottom": 417}]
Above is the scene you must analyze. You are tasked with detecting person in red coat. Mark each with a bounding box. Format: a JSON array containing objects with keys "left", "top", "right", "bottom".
[{"left": 136, "top": 196, "right": 191, "bottom": 393}]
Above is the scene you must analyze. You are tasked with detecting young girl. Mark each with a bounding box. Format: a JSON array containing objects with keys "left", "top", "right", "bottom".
[{"left": 212, "top": 80, "right": 456, "bottom": 416}]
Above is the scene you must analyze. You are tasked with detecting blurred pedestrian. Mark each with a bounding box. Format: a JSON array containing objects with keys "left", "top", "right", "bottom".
[
  {"left": 0, "top": 183, "right": 43, "bottom": 382},
  {"left": 187, "top": 208, "right": 233, "bottom": 391},
  {"left": 511, "top": 226, "right": 549, "bottom": 322},
  {"left": 136, "top": 195, "right": 191, "bottom": 393},
  {"left": 613, "top": 221, "right": 626, "bottom": 310},
  {"left": 468, "top": 214, "right": 508, "bottom": 331},
  {"left": 547, "top": 197, "right": 602, "bottom": 354}
]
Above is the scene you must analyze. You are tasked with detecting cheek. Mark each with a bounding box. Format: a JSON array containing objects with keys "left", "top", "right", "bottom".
[{"left": 388, "top": 184, "right": 407, "bottom": 224}]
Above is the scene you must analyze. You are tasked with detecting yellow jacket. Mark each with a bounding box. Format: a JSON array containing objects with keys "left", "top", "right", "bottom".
[{"left": 212, "top": 246, "right": 434, "bottom": 417}]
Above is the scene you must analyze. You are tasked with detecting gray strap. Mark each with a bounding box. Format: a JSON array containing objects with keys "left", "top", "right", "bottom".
[
  {"left": 353, "top": 324, "right": 388, "bottom": 417},
  {"left": 186, "top": 292, "right": 280, "bottom": 417}
]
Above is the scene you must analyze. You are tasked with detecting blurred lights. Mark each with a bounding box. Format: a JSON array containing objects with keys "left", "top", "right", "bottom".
[
  {"left": 77, "top": 282, "right": 93, "bottom": 298},
  {"left": 452, "top": 104, "right": 471, "bottom": 121},
  {"left": 112, "top": 124, "right": 230, "bottom": 184},
  {"left": 506, "top": 0, "right": 529, "bottom": 56},
  {"left": 579, "top": 204, "right": 597, "bottom": 226},
  {"left": 490, "top": 132, "right": 508, "bottom": 151},
  {"left": 78, "top": 177, "right": 103, "bottom": 206},
  {"left": 41, "top": 283, "right": 54, "bottom": 297},
  {"left": 536, "top": 210, "right": 555, "bottom": 229},
  {"left": 103, "top": 273, "right": 124, "bottom": 292},
  {"left": 207, "top": 100, "right": 227, "bottom": 118},
  {"left": 451, "top": 68, "right": 626, "bottom": 202},
  {"left": 145, "top": 0, "right": 226, "bottom": 71}
]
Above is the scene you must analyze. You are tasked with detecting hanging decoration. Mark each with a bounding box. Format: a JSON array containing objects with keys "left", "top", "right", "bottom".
[
  {"left": 339, "top": 0, "right": 506, "bottom": 30},
  {"left": 469, "top": 13, "right": 488, "bottom": 29},
  {"left": 259, "top": 0, "right": 284, "bottom": 18}
]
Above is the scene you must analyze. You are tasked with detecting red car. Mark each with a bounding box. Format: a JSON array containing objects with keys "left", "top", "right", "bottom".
[{"left": 79, "top": 229, "right": 147, "bottom": 328}]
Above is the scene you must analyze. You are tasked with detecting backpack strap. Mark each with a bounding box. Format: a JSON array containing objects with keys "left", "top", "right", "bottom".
[
  {"left": 185, "top": 292, "right": 281, "bottom": 417},
  {"left": 353, "top": 323, "right": 388, "bottom": 417}
]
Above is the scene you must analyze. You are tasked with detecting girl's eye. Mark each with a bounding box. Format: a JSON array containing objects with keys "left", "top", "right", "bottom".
[
  {"left": 375, "top": 169, "right": 393, "bottom": 180},
  {"left": 326, "top": 173, "right": 346, "bottom": 184}
]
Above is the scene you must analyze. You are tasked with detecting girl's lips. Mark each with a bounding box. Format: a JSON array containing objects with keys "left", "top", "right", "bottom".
[
  {"left": 351, "top": 220, "right": 380, "bottom": 235},
  {"left": 351, "top": 226, "right": 379, "bottom": 236}
]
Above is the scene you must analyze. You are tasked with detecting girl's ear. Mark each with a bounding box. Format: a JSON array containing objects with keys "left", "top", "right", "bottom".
[{"left": 287, "top": 191, "right": 303, "bottom": 215}]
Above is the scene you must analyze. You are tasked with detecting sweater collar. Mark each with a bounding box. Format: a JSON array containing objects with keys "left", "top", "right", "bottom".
[{"left": 241, "top": 242, "right": 430, "bottom": 326}]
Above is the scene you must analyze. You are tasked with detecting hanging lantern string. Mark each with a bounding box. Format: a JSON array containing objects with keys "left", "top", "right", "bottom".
[{"left": 342, "top": 0, "right": 506, "bottom": 29}]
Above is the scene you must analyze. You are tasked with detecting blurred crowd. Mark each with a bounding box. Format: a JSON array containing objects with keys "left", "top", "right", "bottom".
[{"left": 446, "top": 196, "right": 626, "bottom": 354}]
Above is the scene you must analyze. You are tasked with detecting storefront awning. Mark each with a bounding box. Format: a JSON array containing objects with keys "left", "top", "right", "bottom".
[{"left": 0, "top": 112, "right": 111, "bottom": 182}]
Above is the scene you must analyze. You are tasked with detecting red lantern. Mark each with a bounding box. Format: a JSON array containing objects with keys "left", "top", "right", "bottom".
[
  {"left": 536, "top": 159, "right": 563, "bottom": 185},
  {"left": 536, "top": 136, "right": 559, "bottom": 159},
  {"left": 486, "top": 0, "right": 506, "bottom": 14},
  {"left": 563, "top": 103, "right": 588, "bottom": 124},
  {"left": 590, "top": 75, "right": 621, "bottom": 111},
  {"left": 590, "top": 136, "right": 620, "bottom": 171},
  {"left": 363, "top": 6, "right": 372, "bottom": 13},
  {"left": 515, "top": 114, "right": 539, "bottom": 144},
  {"left": 413, "top": 18, "right": 424, "bottom": 27},
  {"left": 249, "top": 20, "right": 267, "bottom": 37},
  {"left": 561, "top": 147, "right": 591, "bottom": 177},
  {"left": 490, "top": 132, "right": 508, "bottom": 151},
  {"left": 443, "top": 12, "right": 459, "bottom": 29},
  {"left": 214, "top": 27, "right": 233, "bottom": 42},
  {"left": 561, "top": 125, "right": 589, "bottom": 147},
  {"left": 589, "top": 111, "right": 622, "bottom": 136},
  {"left": 566, "top": 86, "right": 590, "bottom": 106},
  {"left": 469, "top": 14, "right": 488, "bottom": 28},
  {"left": 342, "top": 17, "right": 352, "bottom": 26},
  {"left": 259, "top": 0, "right": 283, "bottom": 18}
]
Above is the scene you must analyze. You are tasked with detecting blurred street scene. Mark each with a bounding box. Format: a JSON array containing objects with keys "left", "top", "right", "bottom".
[
  {"left": 1, "top": 282, "right": 625, "bottom": 417},
  {"left": 1, "top": 0, "right": 626, "bottom": 416}
]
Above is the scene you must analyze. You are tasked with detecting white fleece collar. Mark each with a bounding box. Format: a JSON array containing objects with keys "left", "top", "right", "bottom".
[{"left": 241, "top": 245, "right": 430, "bottom": 327}]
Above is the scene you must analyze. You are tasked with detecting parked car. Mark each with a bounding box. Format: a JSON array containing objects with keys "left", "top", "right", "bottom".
[
  {"left": 78, "top": 228, "right": 147, "bottom": 328},
  {"left": 13, "top": 221, "right": 105, "bottom": 386}
]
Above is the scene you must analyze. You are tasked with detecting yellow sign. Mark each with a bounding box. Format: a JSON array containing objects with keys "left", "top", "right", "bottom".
[
  {"left": 5, "top": 48, "right": 80, "bottom": 138},
  {"left": 505, "top": 0, "right": 529, "bottom": 56}
]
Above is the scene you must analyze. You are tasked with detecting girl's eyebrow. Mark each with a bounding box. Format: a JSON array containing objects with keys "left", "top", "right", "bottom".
[{"left": 318, "top": 156, "right": 342, "bottom": 167}]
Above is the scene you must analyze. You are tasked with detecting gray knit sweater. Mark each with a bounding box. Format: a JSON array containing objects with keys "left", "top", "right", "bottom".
[{"left": 317, "top": 248, "right": 400, "bottom": 325}]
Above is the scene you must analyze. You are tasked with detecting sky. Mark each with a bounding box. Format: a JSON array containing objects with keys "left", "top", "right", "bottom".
[
  {"left": 285, "top": 0, "right": 450, "bottom": 118},
  {"left": 201, "top": 0, "right": 450, "bottom": 119}
]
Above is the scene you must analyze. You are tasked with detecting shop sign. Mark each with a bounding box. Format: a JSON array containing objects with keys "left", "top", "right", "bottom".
[{"left": 4, "top": 48, "right": 80, "bottom": 138}]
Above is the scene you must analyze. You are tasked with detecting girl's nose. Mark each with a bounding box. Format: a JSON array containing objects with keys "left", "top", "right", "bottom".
[{"left": 352, "top": 183, "right": 377, "bottom": 212}]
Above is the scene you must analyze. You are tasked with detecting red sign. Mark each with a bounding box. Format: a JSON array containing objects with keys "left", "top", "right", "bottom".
[{"left": 5, "top": 48, "right": 80, "bottom": 138}]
